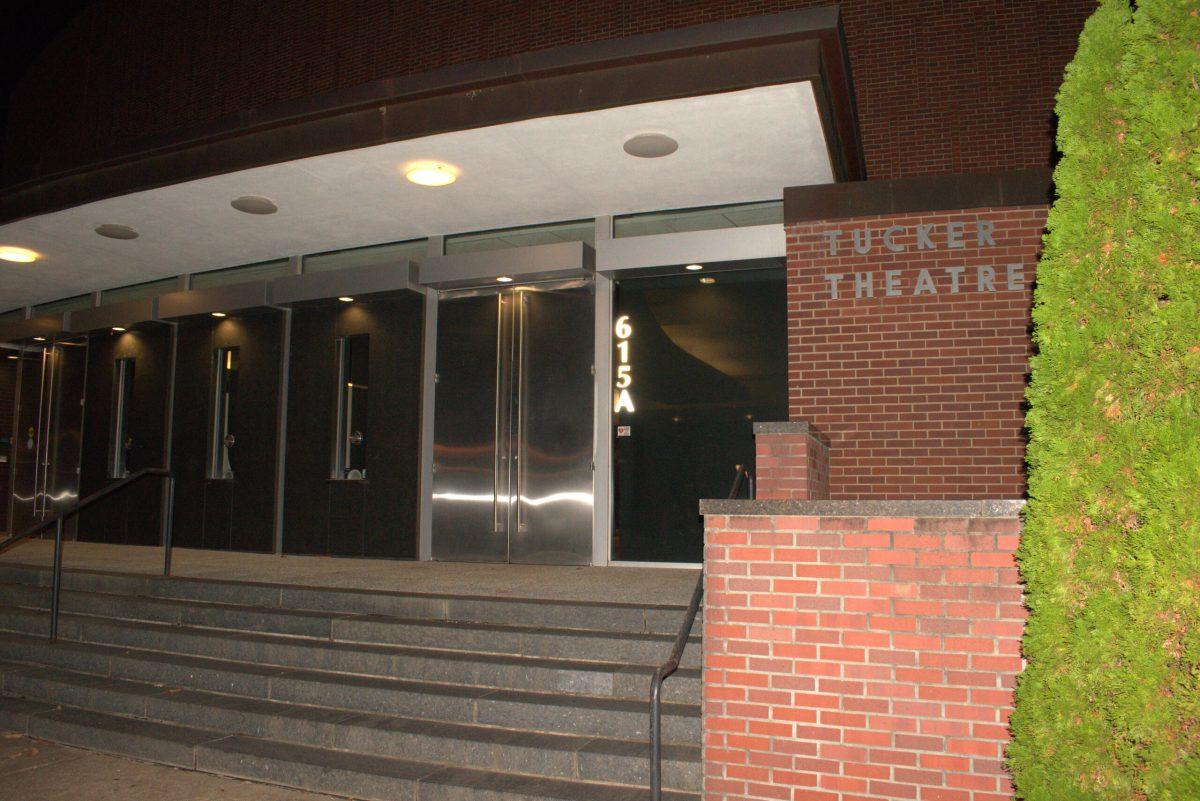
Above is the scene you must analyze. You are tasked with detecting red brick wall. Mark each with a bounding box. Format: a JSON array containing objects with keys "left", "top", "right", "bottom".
[
  {"left": 787, "top": 206, "right": 1046, "bottom": 500},
  {"left": 703, "top": 510, "right": 1024, "bottom": 801},
  {"left": 4, "top": 1, "right": 1093, "bottom": 182},
  {"left": 754, "top": 424, "right": 830, "bottom": 501}
]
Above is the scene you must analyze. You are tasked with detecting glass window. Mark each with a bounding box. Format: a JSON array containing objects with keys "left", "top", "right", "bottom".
[
  {"left": 611, "top": 265, "right": 788, "bottom": 562},
  {"left": 444, "top": 220, "right": 595, "bottom": 255},
  {"left": 209, "top": 347, "right": 239, "bottom": 479},
  {"left": 191, "top": 259, "right": 292, "bottom": 289},
  {"left": 109, "top": 358, "right": 135, "bottom": 478},
  {"left": 334, "top": 335, "right": 369, "bottom": 479},
  {"left": 613, "top": 200, "right": 783, "bottom": 238},
  {"left": 304, "top": 239, "right": 428, "bottom": 274},
  {"left": 33, "top": 294, "right": 92, "bottom": 317},
  {"left": 101, "top": 277, "right": 179, "bottom": 305}
]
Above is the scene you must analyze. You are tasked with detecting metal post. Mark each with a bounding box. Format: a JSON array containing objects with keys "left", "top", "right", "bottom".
[
  {"left": 50, "top": 517, "right": 63, "bottom": 641},
  {"left": 162, "top": 475, "right": 175, "bottom": 577},
  {"left": 650, "top": 672, "right": 664, "bottom": 801}
]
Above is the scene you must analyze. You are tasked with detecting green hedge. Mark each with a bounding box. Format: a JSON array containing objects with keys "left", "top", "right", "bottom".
[{"left": 1011, "top": 0, "right": 1200, "bottom": 798}]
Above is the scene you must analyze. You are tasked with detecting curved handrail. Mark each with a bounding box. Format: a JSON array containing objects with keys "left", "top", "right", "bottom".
[
  {"left": 648, "top": 463, "right": 753, "bottom": 800},
  {"left": 0, "top": 467, "right": 175, "bottom": 640}
]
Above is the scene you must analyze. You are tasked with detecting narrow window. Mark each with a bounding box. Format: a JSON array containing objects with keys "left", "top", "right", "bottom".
[
  {"left": 109, "top": 358, "right": 135, "bottom": 478},
  {"left": 334, "top": 335, "right": 369, "bottom": 479},
  {"left": 210, "top": 347, "right": 239, "bottom": 479}
]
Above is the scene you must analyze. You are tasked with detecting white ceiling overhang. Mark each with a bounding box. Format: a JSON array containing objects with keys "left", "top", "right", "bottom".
[{"left": 0, "top": 81, "right": 832, "bottom": 309}]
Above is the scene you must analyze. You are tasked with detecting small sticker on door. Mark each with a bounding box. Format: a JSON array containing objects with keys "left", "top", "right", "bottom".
[{"left": 616, "top": 426, "right": 631, "bottom": 438}]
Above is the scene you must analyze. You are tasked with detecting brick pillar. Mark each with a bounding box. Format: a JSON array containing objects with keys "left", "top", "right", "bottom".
[
  {"left": 701, "top": 499, "right": 1025, "bottom": 801},
  {"left": 753, "top": 422, "right": 830, "bottom": 500}
]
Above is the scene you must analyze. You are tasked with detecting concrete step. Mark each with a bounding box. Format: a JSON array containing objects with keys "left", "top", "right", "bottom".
[
  {"left": 0, "top": 564, "right": 696, "bottom": 634},
  {"left": 0, "top": 581, "right": 702, "bottom": 667},
  {"left": 0, "top": 634, "right": 702, "bottom": 742},
  {"left": 0, "top": 606, "right": 700, "bottom": 702},
  {"left": 0, "top": 699, "right": 698, "bottom": 801},
  {"left": 0, "top": 665, "right": 701, "bottom": 790}
]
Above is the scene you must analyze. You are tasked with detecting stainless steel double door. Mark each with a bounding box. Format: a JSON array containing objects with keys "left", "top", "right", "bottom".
[
  {"left": 432, "top": 281, "right": 594, "bottom": 564},
  {"left": 8, "top": 339, "right": 88, "bottom": 535}
]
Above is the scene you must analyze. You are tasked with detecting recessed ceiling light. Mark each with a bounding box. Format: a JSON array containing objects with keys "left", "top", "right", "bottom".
[
  {"left": 6, "top": 355, "right": 16, "bottom": 360},
  {"left": 211, "top": 312, "right": 227, "bottom": 318},
  {"left": 112, "top": 326, "right": 126, "bottom": 333},
  {"left": 496, "top": 276, "right": 513, "bottom": 283},
  {"left": 699, "top": 277, "right": 716, "bottom": 284},
  {"left": 32, "top": 336, "right": 45, "bottom": 342},
  {"left": 0, "top": 246, "right": 39, "bottom": 263},
  {"left": 95, "top": 224, "right": 139, "bottom": 240},
  {"left": 623, "top": 133, "right": 679, "bottom": 159},
  {"left": 230, "top": 196, "right": 278, "bottom": 215},
  {"left": 686, "top": 264, "right": 704, "bottom": 271},
  {"left": 404, "top": 163, "right": 458, "bottom": 187},
  {"left": 338, "top": 296, "right": 354, "bottom": 303}
]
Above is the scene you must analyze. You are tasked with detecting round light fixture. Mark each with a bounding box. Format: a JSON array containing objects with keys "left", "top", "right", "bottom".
[
  {"left": 112, "top": 327, "right": 126, "bottom": 333},
  {"left": 32, "top": 336, "right": 45, "bottom": 342},
  {"left": 0, "top": 246, "right": 39, "bottom": 263},
  {"left": 623, "top": 133, "right": 679, "bottom": 159},
  {"left": 685, "top": 264, "right": 704, "bottom": 271},
  {"left": 211, "top": 312, "right": 227, "bottom": 318},
  {"left": 699, "top": 277, "right": 716, "bottom": 285},
  {"left": 95, "top": 224, "right": 139, "bottom": 240},
  {"left": 496, "top": 276, "right": 513, "bottom": 283},
  {"left": 230, "top": 196, "right": 278, "bottom": 215},
  {"left": 338, "top": 296, "right": 354, "bottom": 303},
  {"left": 404, "top": 163, "right": 458, "bottom": 187}
]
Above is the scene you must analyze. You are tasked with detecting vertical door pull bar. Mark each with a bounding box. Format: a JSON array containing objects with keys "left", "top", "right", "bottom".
[
  {"left": 515, "top": 293, "right": 528, "bottom": 533},
  {"left": 492, "top": 295, "right": 507, "bottom": 534}
]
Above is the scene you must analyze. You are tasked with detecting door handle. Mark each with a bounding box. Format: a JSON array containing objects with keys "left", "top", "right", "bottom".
[{"left": 515, "top": 294, "right": 528, "bottom": 533}]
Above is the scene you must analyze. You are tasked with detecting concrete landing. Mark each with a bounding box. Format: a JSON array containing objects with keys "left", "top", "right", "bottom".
[{"left": 0, "top": 541, "right": 698, "bottom": 605}]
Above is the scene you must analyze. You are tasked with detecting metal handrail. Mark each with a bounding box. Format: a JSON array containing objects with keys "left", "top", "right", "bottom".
[
  {"left": 0, "top": 467, "right": 175, "bottom": 641},
  {"left": 649, "top": 463, "right": 753, "bottom": 801}
]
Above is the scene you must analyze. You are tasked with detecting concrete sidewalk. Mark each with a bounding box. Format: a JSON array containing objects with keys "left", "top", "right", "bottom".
[{"left": 0, "top": 730, "right": 336, "bottom": 801}]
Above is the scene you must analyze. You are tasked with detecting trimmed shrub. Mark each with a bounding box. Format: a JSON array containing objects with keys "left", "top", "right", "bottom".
[{"left": 1012, "top": 0, "right": 1200, "bottom": 798}]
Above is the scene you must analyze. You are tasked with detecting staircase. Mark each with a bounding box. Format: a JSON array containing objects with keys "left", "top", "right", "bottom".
[{"left": 0, "top": 562, "right": 701, "bottom": 801}]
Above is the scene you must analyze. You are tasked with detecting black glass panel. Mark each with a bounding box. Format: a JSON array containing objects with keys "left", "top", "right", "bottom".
[{"left": 612, "top": 266, "right": 787, "bottom": 562}]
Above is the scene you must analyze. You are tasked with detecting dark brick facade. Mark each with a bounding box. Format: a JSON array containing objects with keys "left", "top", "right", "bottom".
[{"left": 5, "top": 0, "right": 1093, "bottom": 183}]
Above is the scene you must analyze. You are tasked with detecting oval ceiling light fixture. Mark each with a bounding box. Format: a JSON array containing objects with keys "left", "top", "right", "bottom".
[
  {"left": 496, "top": 276, "right": 514, "bottom": 284},
  {"left": 338, "top": 296, "right": 355, "bottom": 303},
  {"left": 111, "top": 326, "right": 127, "bottom": 333},
  {"left": 0, "top": 246, "right": 39, "bottom": 263},
  {"left": 685, "top": 264, "right": 704, "bottom": 271},
  {"left": 699, "top": 276, "right": 716, "bottom": 285},
  {"left": 211, "top": 312, "right": 227, "bottom": 318},
  {"left": 230, "top": 195, "right": 278, "bottom": 215},
  {"left": 623, "top": 133, "right": 678, "bottom": 159},
  {"left": 95, "top": 224, "right": 139, "bottom": 240},
  {"left": 404, "top": 162, "right": 458, "bottom": 187}
]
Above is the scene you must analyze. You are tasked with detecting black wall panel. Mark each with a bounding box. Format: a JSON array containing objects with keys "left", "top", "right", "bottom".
[
  {"left": 77, "top": 325, "right": 172, "bottom": 545},
  {"left": 171, "top": 311, "right": 281, "bottom": 552},
  {"left": 283, "top": 293, "right": 422, "bottom": 558}
]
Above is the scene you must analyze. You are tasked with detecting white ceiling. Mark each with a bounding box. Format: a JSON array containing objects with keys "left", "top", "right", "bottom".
[{"left": 0, "top": 81, "right": 831, "bottom": 309}]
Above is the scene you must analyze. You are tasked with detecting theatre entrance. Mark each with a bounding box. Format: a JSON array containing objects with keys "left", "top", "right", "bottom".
[{"left": 431, "top": 280, "right": 595, "bottom": 564}]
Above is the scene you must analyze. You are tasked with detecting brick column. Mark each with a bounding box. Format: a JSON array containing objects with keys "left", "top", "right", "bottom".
[
  {"left": 701, "top": 499, "right": 1024, "bottom": 801},
  {"left": 753, "top": 422, "right": 830, "bottom": 501}
]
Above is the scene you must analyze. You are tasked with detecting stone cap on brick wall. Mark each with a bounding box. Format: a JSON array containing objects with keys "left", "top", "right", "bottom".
[
  {"left": 752, "top": 420, "right": 831, "bottom": 445},
  {"left": 699, "top": 498, "right": 1025, "bottom": 517}
]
